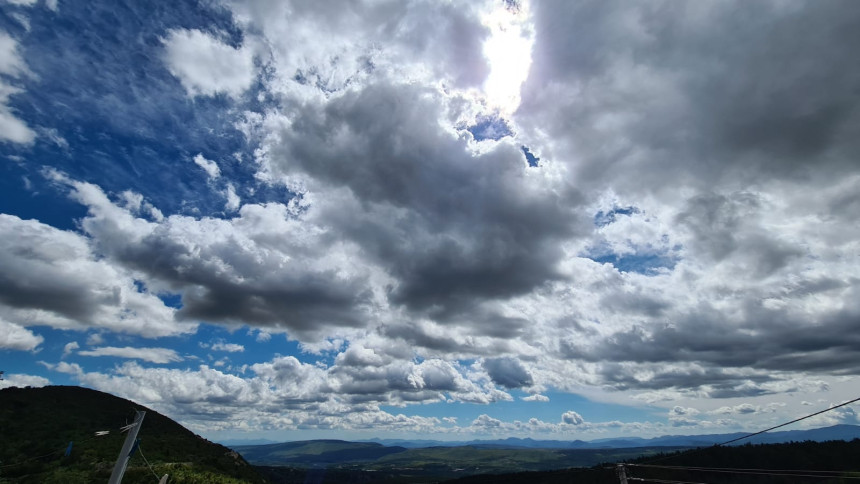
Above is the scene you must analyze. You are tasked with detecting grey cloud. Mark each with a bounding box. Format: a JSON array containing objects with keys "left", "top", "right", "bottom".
[
  {"left": 484, "top": 357, "right": 533, "bottom": 389},
  {"left": 57, "top": 177, "right": 375, "bottom": 338},
  {"left": 520, "top": 0, "right": 860, "bottom": 192},
  {"left": 268, "top": 81, "right": 587, "bottom": 315},
  {"left": 0, "top": 213, "right": 183, "bottom": 337},
  {"left": 570, "top": 286, "right": 860, "bottom": 392},
  {"left": 675, "top": 192, "right": 803, "bottom": 276}
]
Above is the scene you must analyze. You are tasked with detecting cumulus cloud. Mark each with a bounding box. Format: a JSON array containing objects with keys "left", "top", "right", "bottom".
[
  {"left": 46, "top": 172, "right": 378, "bottom": 340},
  {"left": 78, "top": 346, "right": 183, "bottom": 364},
  {"left": 0, "top": 319, "right": 43, "bottom": 351},
  {"left": 562, "top": 410, "right": 584, "bottom": 426},
  {"left": 0, "top": 211, "right": 190, "bottom": 338},
  {"left": 0, "top": 373, "right": 49, "bottom": 390},
  {"left": 163, "top": 29, "right": 256, "bottom": 99}
]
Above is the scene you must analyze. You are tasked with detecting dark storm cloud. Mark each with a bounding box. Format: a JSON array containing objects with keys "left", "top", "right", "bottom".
[{"left": 269, "top": 81, "right": 588, "bottom": 316}]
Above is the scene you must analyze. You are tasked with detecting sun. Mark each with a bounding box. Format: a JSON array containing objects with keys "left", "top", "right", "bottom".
[{"left": 482, "top": 1, "right": 534, "bottom": 114}]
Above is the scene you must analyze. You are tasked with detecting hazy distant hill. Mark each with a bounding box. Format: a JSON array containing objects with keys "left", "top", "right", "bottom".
[
  {"left": 0, "top": 385, "right": 268, "bottom": 484},
  {"left": 235, "top": 440, "right": 688, "bottom": 481},
  {"left": 365, "top": 424, "right": 860, "bottom": 449},
  {"left": 232, "top": 440, "right": 408, "bottom": 466}
]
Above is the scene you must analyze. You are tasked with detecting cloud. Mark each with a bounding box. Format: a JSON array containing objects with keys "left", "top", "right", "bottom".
[
  {"left": 0, "top": 31, "right": 36, "bottom": 144},
  {"left": 163, "top": 29, "right": 256, "bottom": 99},
  {"left": 472, "top": 414, "right": 503, "bottom": 428},
  {"left": 0, "top": 373, "right": 49, "bottom": 390},
  {"left": 210, "top": 342, "right": 244, "bottom": 353},
  {"left": 62, "top": 341, "right": 79, "bottom": 358},
  {"left": 223, "top": 183, "right": 241, "bottom": 212},
  {"left": 0, "top": 319, "right": 43, "bottom": 351},
  {"left": 522, "top": 394, "right": 549, "bottom": 402},
  {"left": 78, "top": 346, "right": 183, "bottom": 364},
  {"left": 43, "top": 172, "right": 386, "bottom": 340},
  {"left": 561, "top": 410, "right": 584, "bottom": 426},
  {"left": 483, "top": 357, "right": 533, "bottom": 389},
  {"left": 261, "top": 81, "right": 587, "bottom": 318},
  {"left": 0, "top": 211, "right": 190, "bottom": 337},
  {"left": 193, "top": 153, "right": 221, "bottom": 180}
]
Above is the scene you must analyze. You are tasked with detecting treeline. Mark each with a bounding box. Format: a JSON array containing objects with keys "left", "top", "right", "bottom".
[{"left": 443, "top": 439, "right": 860, "bottom": 484}]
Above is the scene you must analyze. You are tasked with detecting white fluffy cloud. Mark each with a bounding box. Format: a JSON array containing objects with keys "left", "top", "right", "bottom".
[
  {"left": 0, "top": 373, "right": 49, "bottom": 389},
  {"left": 0, "top": 319, "right": 43, "bottom": 351},
  {"left": 562, "top": 410, "right": 584, "bottom": 426},
  {"left": 192, "top": 153, "right": 221, "bottom": 180},
  {"left": 163, "top": 29, "right": 256, "bottom": 99},
  {"left": 78, "top": 346, "right": 183, "bottom": 364}
]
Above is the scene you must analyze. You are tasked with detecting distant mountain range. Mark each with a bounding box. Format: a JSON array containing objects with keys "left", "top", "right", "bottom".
[
  {"left": 360, "top": 424, "right": 860, "bottom": 449},
  {"left": 229, "top": 424, "right": 860, "bottom": 480}
]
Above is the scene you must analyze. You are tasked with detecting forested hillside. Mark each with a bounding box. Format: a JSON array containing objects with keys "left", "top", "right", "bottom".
[{"left": 0, "top": 386, "right": 268, "bottom": 484}]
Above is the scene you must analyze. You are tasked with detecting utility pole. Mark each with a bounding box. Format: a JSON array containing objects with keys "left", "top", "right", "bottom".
[
  {"left": 616, "top": 464, "right": 629, "bottom": 484},
  {"left": 108, "top": 410, "right": 145, "bottom": 484}
]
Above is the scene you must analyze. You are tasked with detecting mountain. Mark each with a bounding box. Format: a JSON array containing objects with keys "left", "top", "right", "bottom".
[{"left": 0, "top": 385, "right": 268, "bottom": 484}]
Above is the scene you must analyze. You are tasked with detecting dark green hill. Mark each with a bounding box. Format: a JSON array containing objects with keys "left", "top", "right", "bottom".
[{"left": 0, "top": 385, "right": 268, "bottom": 484}]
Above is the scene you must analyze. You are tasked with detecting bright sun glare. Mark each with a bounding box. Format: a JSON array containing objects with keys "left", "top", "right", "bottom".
[{"left": 482, "top": 2, "right": 534, "bottom": 114}]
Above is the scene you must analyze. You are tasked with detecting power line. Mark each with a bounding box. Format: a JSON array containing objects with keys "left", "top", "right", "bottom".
[
  {"left": 630, "top": 463, "right": 860, "bottom": 480},
  {"left": 135, "top": 443, "right": 161, "bottom": 482},
  {"left": 628, "top": 478, "right": 711, "bottom": 484},
  {"left": 642, "top": 395, "right": 860, "bottom": 465},
  {"left": 716, "top": 395, "right": 860, "bottom": 446}
]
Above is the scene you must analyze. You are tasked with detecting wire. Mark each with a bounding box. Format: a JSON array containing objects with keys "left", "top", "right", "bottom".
[
  {"left": 629, "top": 463, "right": 860, "bottom": 480},
  {"left": 716, "top": 395, "right": 860, "bottom": 446},
  {"left": 136, "top": 444, "right": 162, "bottom": 482},
  {"left": 642, "top": 395, "right": 860, "bottom": 464},
  {"left": 628, "top": 478, "right": 711, "bottom": 484}
]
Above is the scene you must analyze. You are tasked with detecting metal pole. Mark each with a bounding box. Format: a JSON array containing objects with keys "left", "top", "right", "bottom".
[
  {"left": 616, "top": 464, "right": 629, "bottom": 484},
  {"left": 108, "top": 411, "right": 145, "bottom": 484}
]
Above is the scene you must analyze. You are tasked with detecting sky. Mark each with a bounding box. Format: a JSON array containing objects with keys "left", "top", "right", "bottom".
[{"left": 1, "top": 0, "right": 860, "bottom": 443}]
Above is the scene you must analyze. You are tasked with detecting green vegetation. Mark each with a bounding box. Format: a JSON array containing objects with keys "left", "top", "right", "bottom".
[
  {"left": 0, "top": 386, "right": 268, "bottom": 484},
  {"left": 442, "top": 439, "right": 860, "bottom": 484},
  {"left": 238, "top": 441, "right": 690, "bottom": 483}
]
